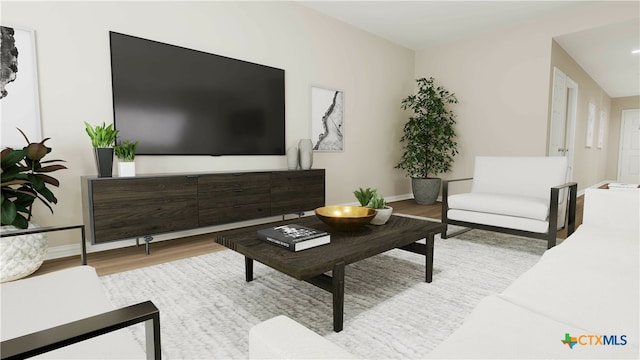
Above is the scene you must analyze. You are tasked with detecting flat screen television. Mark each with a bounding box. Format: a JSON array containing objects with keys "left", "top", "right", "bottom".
[{"left": 109, "top": 31, "right": 285, "bottom": 156}]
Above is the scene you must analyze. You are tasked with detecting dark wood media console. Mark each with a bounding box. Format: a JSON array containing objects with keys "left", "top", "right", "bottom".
[{"left": 81, "top": 169, "right": 325, "bottom": 250}]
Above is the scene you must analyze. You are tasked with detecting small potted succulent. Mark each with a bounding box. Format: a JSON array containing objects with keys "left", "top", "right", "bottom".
[
  {"left": 84, "top": 121, "right": 118, "bottom": 177},
  {"left": 353, "top": 187, "right": 393, "bottom": 225},
  {"left": 114, "top": 140, "right": 139, "bottom": 177},
  {"left": 0, "top": 128, "right": 67, "bottom": 281}
]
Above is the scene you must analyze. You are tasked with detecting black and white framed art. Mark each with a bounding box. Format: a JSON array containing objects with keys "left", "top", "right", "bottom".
[
  {"left": 1, "top": 26, "right": 41, "bottom": 148},
  {"left": 311, "top": 86, "right": 344, "bottom": 152}
]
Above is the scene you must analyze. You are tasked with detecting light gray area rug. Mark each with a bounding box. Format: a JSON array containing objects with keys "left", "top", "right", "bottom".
[{"left": 100, "top": 222, "right": 547, "bottom": 359}]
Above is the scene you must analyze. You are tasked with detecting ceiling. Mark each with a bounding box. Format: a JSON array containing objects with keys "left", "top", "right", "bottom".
[{"left": 299, "top": 1, "right": 640, "bottom": 98}]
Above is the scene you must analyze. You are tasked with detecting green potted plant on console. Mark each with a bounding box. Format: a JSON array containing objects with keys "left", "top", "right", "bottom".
[
  {"left": 354, "top": 187, "right": 393, "bottom": 225},
  {"left": 396, "top": 77, "right": 459, "bottom": 205},
  {"left": 84, "top": 121, "right": 118, "bottom": 178},
  {"left": 114, "top": 140, "right": 139, "bottom": 177},
  {"left": 1, "top": 128, "right": 67, "bottom": 282}
]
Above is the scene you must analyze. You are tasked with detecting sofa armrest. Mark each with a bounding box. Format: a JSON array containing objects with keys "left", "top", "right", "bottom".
[
  {"left": 250, "top": 315, "right": 356, "bottom": 359},
  {"left": 0, "top": 301, "right": 161, "bottom": 360},
  {"left": 583, "top": 188, "right": 640, "bottom": 230}
]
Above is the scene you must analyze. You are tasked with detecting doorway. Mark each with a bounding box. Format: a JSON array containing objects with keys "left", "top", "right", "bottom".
[
  {"left": 617, "top": 109, "right": 640, "bottom": 183},
  {"left": 549, "top": 67, "right": 578, "bottom": 181}
]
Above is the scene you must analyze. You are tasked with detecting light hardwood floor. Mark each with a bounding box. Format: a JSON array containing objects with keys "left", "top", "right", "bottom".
[{"left": 33, "top": 197, "right": 584, "bottom": 278}]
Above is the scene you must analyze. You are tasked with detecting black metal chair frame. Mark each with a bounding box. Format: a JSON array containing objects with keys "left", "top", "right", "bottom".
[
  {"left": 442, "top": 178, "right": 578, "bottom": 249},
  {"left": 0, "top": 300, "right": 161, "bottom": 360}
]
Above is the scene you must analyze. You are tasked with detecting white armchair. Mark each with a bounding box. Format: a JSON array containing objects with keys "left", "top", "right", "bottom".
[
  {"left": 1, "top": 266, "right": 161, "bottom": 359},
  {"left": 442, "top": 156, "right": 577, "bottom": 248}
]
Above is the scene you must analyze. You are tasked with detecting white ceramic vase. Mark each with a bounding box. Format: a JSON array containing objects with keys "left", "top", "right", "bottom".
[
  {"left": 118, "top": 161, "right": 136, "bottom": 177},
  {"left": 298, "top": 139, "right": 313, "bottom": 170},
  {"left": 370, "top": 206, "right": 393, "bottom": 225},
  {"left": 287, "top": 147, "right": 299, "bottom": 170},
  {"left": 0, "top": 223, "right": 48, "bottom": 283}
]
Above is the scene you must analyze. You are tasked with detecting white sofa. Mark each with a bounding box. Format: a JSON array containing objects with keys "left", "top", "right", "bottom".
[
  {"left": 249, "top": 189, "right": 639, "bottom": 359},
  {"left": 442, "top": 156, "right": 578, "bottom": 249},
  {"left": 428, "top": 188, "right": 639, "bottom": 358},
  {"left": 0, "top": 266, "right": 160, "bottom": 359}
]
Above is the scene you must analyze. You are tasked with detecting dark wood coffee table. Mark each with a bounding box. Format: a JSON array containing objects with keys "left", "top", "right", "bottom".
[{"left": 215, "top": 214, "right": 444, "bottom": 332}]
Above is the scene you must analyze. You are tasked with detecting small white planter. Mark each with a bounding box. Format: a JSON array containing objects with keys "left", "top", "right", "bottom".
[
  {"left": 287, "top": 147, "right": 299, "bottom": 170},
  {"left": 298, "top": 139, "right": 313, "bottom": 170},
  {"left": 371, "top": 206, "right": 393, "bottom": 225},
  {"left": 118, "top": 161, "right": 136, "bottom": 177}
]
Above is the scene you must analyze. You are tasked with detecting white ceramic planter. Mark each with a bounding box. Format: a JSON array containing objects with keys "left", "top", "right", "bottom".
[
  {"left": 287, "top": 147, "right": 299, "bottom": 170},
  {"left": 0, "top": 223, "right": 48, "bottom": 283},
  {"left": 118, "top": 161, "right": 136, "bottom": 177},
  {"left": 298, "top": 139, "right": 313, "bottom": 170},
  {"left": 370, "top": 206, "right": 393, "bottom": 225}
]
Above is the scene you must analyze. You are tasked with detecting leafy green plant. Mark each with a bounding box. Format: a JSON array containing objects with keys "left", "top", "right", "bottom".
[
  {"left": 1, "top": 129, "right": 67, "bottom": 229},
  {"left": 84, "top": 121, "right": 118, "bottom": 148},
  {"left": 396, "top": 77, "right": 458, "bottom": 178},
  {"left": 368, "top": 193, "right": 386, "bottom": 209},
  {"left": 354, "top": 187, "right": 375, "bottom": 207},
  {"left": 114, "top": 140, "right": 139, "bottom": 161},
  {"left": 353, "top": 187, "right": 386, "bottom": 209}
]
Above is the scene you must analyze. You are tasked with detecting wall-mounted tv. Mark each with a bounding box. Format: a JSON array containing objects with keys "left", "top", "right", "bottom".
[{"left": 109, "top": 31, "right": 285, "bottom": 156}]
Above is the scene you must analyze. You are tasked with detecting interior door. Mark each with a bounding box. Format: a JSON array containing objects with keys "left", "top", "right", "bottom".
[
  {"left": 618, "top": 109, "right": 640, "bottom": 183},
  {"left": 549, "top": 67, "right": 577, "bottom": 181}
]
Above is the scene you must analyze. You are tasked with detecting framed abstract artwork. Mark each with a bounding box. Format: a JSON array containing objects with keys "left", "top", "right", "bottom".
[
  {"left": 585, "top": 102, "right": 595, "bottom": 148},
  {"left": 597, "top": 110, "right": 607, "bottom": 149},
  {"left": 1, "top": 26, "right": 41, "bottom": 148},
  {"left": 311, "top": 86, "right": 344, "bottom": 152}
]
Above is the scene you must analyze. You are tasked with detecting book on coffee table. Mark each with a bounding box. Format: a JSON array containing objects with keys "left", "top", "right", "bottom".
[{"left": 257, "top": 224, "right": 330, "bottom": 251}]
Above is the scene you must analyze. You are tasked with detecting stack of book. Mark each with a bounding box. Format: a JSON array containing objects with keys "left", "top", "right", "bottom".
[{"left": 257, "top": 224, "right": 330, "bottom": 251}]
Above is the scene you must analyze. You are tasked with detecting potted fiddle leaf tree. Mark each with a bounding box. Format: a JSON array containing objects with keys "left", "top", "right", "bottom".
[
  {"left": 114, "top": 140, "right": 139, "bottom": 177},
  {"left": 353, "top": 187, "right": 393, "bottom": 225},
  {"left": 84, "top": 122, "right": 118, "bottom": 177},
  {"left": 396, "top": 77, "right": 459, "bottom": 205},
  {"left": 0, "top": 128, "right": 67, "bottom": 282}
]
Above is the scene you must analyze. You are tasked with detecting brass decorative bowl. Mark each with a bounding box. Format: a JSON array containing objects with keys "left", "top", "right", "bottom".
[{"left": 314, "top": 206, "right": 376, "bottom": 232}]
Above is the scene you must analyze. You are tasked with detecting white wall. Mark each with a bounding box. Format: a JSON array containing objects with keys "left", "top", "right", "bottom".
[
  {"left": 2, "top": 1, "right": 415, "bottom": 250},
  {"left": 414, "top": 1, "right": 639, "bottom": 189}
]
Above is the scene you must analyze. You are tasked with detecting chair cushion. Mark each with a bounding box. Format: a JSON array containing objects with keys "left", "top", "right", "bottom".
[
  {"left": 447, "top": 209, "right": 550, "bottom": 233},
  {"left": 499, "top": 225, "right": 639, "bottom": 343},
  {"left": 448, "top": 192, "right": 549, "bottom": 221},
  {"left": 471, "top": 156, "right": 567, "bottom": 199},
  {"left": 427, "top": 295, "right": 638, "bottom": 359}
]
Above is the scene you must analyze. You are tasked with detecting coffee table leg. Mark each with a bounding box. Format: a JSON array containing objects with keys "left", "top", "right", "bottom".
[
  {"left": 333, "top": 261, "right": 345, "bottom": 332},
  {"left": 245, "top": 256, "right": 253, "bottom": 282},
  {"left": 426, "top": 233, "right": 435, "bottom": 283}
]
